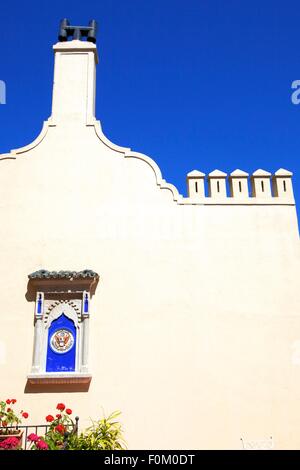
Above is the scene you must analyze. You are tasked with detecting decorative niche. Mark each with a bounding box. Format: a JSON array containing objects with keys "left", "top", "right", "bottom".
[{"left": 26, "top": 269, "right": 99, "bottom": 388}]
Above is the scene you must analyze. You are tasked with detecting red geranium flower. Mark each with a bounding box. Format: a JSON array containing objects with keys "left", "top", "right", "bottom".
[
  {"left": 7, "top": 408, "right": 12, "bottom": 412},
  {"left": 22, "top": 412, "right": 29, "bottom": 419},
  {"left": 56, "top": 403, "right": 65, "bottom": 411},
  {"left": 65, "top": 408, "right": 72, "bottom": 415},
  {"left": 0, "top": 437, "right": 20, "bottom": 450},
  {"left": 6, "top": 399, "right": 11, "bottom": 404},
  {"left": 11, "top": 399, "right": 16, "bottom": 404},
  {"left": 27, "top": 433, "right": 39, "bottom": 442},
  {"left": 36, "top": 439, "right": 49, "bottom": 450},
  {"left": 2, "top": 421, "right": 7, "bottom": 427},
  {"left": 55, "top": 424, "right": 65, "bottom": 435},
  {"left": 46, "top": 415, "right": 54, "bottom": 422},
  {"left": 56, "top": 414, "right": 62, "bottom": 419}
]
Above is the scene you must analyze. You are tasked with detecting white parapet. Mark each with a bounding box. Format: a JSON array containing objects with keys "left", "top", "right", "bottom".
[
  {"left": 250, "top": 169, "right": 272, "bottom": 198},
  {"left": 272, "top": 168, "right": 294, "bottom": 201},
  {"left": 229, "top": 169, "right": 249, "bottom": 198},
  {"left": 182, "top": 167, "right": 295, "bottom": 205},
  {"left": 208, "top": 169, "right": 227, "bottom": 198},
  {"left": 186, "top": 170, "right": 206, "bottom": 198}
]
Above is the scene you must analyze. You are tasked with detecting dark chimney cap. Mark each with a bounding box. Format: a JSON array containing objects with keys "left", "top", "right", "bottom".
[{"left": 58, "top": 19, "right": 98, "bottom": 43}]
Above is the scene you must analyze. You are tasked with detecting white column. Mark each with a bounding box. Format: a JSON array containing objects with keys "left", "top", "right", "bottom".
[
  {"left": 31, "top": 317, "right": 43, "bottom": 373},
  {"left": 81, "top": 318, "right": 89, "bottom": 373}
]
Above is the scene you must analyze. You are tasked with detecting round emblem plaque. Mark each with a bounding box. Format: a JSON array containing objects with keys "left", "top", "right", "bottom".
[{"left": 50, "top": 329, "right": 75, "bottom": 354}]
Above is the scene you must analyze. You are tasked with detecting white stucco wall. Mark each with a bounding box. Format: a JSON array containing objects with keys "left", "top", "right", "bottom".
[{"left": 0, "top": 40, "right": 299, "bottom": 450}]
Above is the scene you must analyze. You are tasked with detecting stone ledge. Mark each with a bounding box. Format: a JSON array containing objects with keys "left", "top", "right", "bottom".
[
  {"left": 179, "top": 198, "right": 295, "bottom": 206},
  {"left": 27, "top": 373, "right": 92, "bottom": 385}
]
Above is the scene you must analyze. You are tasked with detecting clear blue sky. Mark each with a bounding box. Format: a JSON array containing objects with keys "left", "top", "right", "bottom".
[{"left": 1, "top": 0, "right": 300, "bottom": 219}]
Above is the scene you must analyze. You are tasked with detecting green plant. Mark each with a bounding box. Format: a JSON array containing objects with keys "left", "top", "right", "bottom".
[
  {"left": 0, "top": 399, "right": 29, "bottom": 435},
  {"left": 42, "top": 403, "right": 75, "bottom": 450},
  {"left": 66, "top": 411, "right": 126, "bottom": 450}
]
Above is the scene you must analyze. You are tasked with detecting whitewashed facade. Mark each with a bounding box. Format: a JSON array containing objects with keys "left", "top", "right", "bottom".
[{"left": 0, "top": 35, "right": 299, "bottom": 449}]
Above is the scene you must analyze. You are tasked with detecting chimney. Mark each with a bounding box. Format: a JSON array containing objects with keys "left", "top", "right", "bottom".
[{"left": 50, "top": 19, "right": 99, "bottom": 126}]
